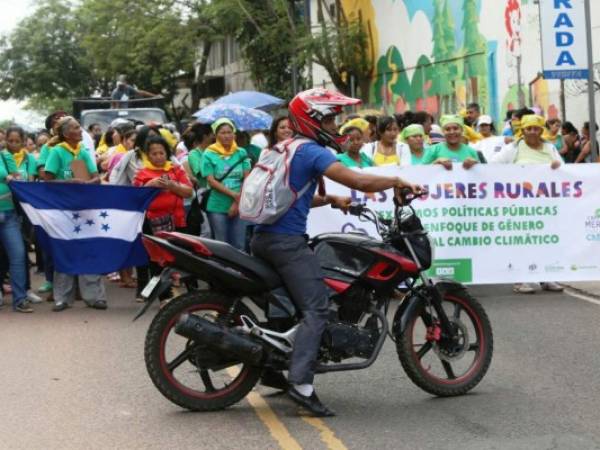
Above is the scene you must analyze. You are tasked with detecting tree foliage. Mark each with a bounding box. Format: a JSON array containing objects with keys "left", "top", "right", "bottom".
[
  {"left": 206, "top": 0, "right": 305, "bottom": 100},
  {"left": 0, "top": 0, "right": 93, "bottom": 112},
  {"left": 0, "top": 0, "right": 199, "bottom": 114}
]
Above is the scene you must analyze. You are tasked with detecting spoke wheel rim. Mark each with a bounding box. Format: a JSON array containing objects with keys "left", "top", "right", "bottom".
[
  {"left": 158, "top": 303, "right": 251, "bottom": 399},
  {"left": 410, "top": 295, "right": 486, "bottom": 385}
]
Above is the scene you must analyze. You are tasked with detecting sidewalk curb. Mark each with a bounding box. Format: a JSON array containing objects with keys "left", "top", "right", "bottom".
[{"left": 560, "top": 283, "right": 600, "bottom": 300}]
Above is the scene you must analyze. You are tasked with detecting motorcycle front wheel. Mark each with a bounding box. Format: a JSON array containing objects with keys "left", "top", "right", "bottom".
[
  {"left": 144, "top": 291, "right": 262, "bottom": 411},
  {"left": 396, "top": 287, "right": 493, "bottom": 397}
]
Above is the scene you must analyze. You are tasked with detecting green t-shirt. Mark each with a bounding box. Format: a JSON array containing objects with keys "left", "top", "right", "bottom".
[
  {"left": 187, "top": 148, "right": 207, "bottom": 189},
  {"left": 421, "top": 143, "right": 479, "bottom": 164},
  {"left": 245, "top": 144, "right": 262, "bottom": 165},
  {"left": 37, "top": 143, "right": 53, "bottom": 168},
  {"left": 0, "top": 151, "right": 18, "bottom": 211},
  {"left": 14, "top": 153, "right": 38, "bottom": 180},
  {"left": 336, "top": 152, "right": 373, "bottom": 168},
  {"left": 200, "top": 148, "right": 250, "bottom": 213},
  {"left": 44, "top": 145, "right": 98, "bottom": 180},
  {"left": 410, "top": 147, "right": 431, "bottom": 165}
]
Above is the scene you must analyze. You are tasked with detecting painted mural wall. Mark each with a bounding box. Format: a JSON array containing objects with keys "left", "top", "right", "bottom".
[{"left": 312, "top": 0, "right": 600, "bottom": 127}]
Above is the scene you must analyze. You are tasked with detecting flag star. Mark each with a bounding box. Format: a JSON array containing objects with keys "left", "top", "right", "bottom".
[
  {"left": 72, "top": 212, "right": 81, "bottom": 220},
  {"left": 101, "top": 223, "right": 110, "bottom": 232},
  {"left": 99, "top": 211, "right": 109, "bottom": 219},
  {"left": 73, "top": 225, "right": 82, "bottom": 234},
  {"left": 86, "top": 219, "right": 95, "bottom": 226}
]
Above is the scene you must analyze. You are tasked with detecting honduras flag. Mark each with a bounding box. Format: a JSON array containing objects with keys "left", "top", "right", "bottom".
[{"left": 10, "top": 182, "right": 158, "bottom": 275}]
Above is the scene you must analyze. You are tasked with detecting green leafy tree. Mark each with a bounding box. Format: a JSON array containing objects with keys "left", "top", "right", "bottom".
[
  {"left": 0, "top": 0, "right": 94, "bottom": 113},
  {"left": 76, "top": 0, "right": 197, "bottom": 117},
  {"left": 462, "top": 0, "right": 488, "bottom": 103},
  {"left": 207, "top": 0, "right": 305, "bottom": 100}
]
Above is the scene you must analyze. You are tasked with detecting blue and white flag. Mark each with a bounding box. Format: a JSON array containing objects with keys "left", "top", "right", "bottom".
[{"left": 10, "top": 182, "right": 158, "bottom": 275}]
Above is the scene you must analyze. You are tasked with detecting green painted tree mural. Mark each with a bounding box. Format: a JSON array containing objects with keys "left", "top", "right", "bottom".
[
  {"left": 372, "top": 46, "right": 411, "bottom": 111},
  {"left": 411, "top": 55, "right": 434, "bottom": 111},
  {"left": 431, "top": 0, "right": 451, "bottom": 113},
  {"left": 442, "top": 0, "right": 459, "bottom": 111},
  {"left": 462, "top": 0, "right": 488, "bottom": 104}
]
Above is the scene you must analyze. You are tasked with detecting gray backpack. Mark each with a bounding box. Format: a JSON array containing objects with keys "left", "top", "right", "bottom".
[{"left": 239, "top": 138, "right": 312, "bottom": 224}]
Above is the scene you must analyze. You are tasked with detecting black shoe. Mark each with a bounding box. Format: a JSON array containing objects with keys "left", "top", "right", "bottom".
[
  {"left": 288, "top": 387, "right": 335, "bottom": 417},
  {"left": 14, "top": 303, "right": 34, "bottom": 313},
  {"left": 90, "top": 300, "right": 107, "bottom": 310},
  {"left": 260, "top": 369, "right": 289, "bottom": 391},
  {"left": 52, "top": 303, "right": 69, "bottom": 312}
]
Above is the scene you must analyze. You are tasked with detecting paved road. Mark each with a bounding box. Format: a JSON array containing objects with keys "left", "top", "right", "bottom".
[{"left": 2, "top": 280, "right": 600, "bottom": 450}]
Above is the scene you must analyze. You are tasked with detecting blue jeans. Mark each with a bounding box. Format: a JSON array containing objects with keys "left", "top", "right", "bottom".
[
  {"left": 0, "top": 210, "right": 27, "bottom": 307},
  {"left": 207, "top": 212, "right": 247, "bottom": 251}
]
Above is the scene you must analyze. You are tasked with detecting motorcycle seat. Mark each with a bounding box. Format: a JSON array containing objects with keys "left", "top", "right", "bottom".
[{"left": 186, "top": 236, "right": 282, "bottom": 289}]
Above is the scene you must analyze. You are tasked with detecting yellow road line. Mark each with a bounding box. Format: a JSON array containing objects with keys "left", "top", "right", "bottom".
[
  {"left": 302, "top": 417, "right": 348, "bottom": 450},
  {"left": 226, "top": 368, "right": 302, "bottom": 450},
  {"left": 247, "top": 391, "right": 303, "bottom": 450}
]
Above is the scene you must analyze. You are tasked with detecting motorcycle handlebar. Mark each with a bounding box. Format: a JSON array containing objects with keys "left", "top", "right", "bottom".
[{"left": 395, "top": 188, "right": 428, "bottom": 206}]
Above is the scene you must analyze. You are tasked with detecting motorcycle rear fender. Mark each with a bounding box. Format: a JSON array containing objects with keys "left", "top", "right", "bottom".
[
  {"left": 392, "top": 279, "right": 468, "bottom": 336},
  {"left": 143, "top": 235, "right": 269, "bottom": 294}
]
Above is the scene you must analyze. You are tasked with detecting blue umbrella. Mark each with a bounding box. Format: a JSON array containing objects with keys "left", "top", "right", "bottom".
[
  {"left": 193, "top": 103, "right": 273, "bottom": 131},
  {"left": 213, "top": 90, "right": 284, "bottom": 111}
]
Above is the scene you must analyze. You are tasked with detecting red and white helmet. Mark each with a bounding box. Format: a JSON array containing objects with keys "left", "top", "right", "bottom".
[{"left": 288, "top": 88, "right": 361, "bottom": 151}]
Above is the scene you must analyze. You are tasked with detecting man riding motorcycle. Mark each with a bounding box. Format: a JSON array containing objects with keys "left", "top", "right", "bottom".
[{"left": 250, "top": 89, "right": 422, "bottom": 416}]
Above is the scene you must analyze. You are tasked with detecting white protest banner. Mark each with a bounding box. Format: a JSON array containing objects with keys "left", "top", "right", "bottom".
[
  {"left": 539, "top": 0, "right": 589, "bottom": 79},
  {"left": 307, "top": 164, "right": 600, "bottom": 284}
]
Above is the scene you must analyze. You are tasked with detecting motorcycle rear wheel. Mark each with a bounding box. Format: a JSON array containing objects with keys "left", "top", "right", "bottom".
[
  {"left": 396, "top": 288, "right": 493, "bottom": 397},
  {"left": 144, "top": 291, "right": 262, "bottom": 411}
]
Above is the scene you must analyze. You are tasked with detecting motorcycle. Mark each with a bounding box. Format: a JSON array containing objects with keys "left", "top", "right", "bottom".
[{"left": 136, "top": 189, "right": 493, "bottom": 411}]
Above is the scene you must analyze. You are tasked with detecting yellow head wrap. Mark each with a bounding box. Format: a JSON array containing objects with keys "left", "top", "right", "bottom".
[
  {"left": 211, "top": 118, "right": 237, "bottom": 134},
  {"left": 440, "top": 115, "right": 464, "bottom": 129},
  {"left": 520, "top": 114, "right": 545, "bottom": 130},
  {"left": 158, "top": 128, "right": 177, "bottom": 151},
  {"left": 340, "top": 118, "right": 369, "bottom": 135},
  {"left": 401, "top": 124, "right": 424, "bottom": 141}
]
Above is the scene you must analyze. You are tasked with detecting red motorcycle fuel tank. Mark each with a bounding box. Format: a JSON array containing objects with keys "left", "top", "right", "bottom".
[{"left": 310, "top": 233, "right": 419, "bottom": 291}]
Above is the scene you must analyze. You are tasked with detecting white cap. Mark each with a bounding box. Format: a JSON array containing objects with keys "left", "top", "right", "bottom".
[{"left": 477, "top": 115, "right": 493, "bottom": 126}]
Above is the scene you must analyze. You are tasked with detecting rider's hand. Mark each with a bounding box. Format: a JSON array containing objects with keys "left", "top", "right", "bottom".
[
  {"left": 393, "top": 181, "right": 425, "bottom": 204},
  {"left": 551, "top": 160, "right": 561, "bottom": 170},
  {"left": 329, "top": 195, "right": 352, "bottom": 213}
]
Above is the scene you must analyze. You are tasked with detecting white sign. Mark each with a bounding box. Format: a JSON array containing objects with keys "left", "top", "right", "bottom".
[
  {"left": 539, "top": 0, "right": 589, "bottom": 79},
  {"left": 307, "top": 165, "right": 600, "bottom": 284}
]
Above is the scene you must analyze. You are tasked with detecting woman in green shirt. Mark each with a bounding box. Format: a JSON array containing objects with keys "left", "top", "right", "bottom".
[
  {"left": 201, "top": 118, "right": 251, "bottom": 250},
  {"left": 0, "top": 146, "right": 30, "bottom": 312},
  {"left": 5, "top": 126, "right": 37, "bottom": 181},
  {"left": 42, "top": 116, "right": 106, "bottom": 312},
  {"left": 337, "top": 126, "right": 373, "bottom": 168},
  {"left": 183, "top": 123, "right": 214, "bottom": 238},
  {"left": 422, "top": 115, "right": 479, "bottom": 170}
]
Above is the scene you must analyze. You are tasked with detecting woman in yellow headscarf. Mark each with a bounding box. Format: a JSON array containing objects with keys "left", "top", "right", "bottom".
[
  {"left": 491, "top": 114, "right": 564, "bottom": 294},
  {"left": 200, "top": 118, "right": 251, "bottom": 250}
]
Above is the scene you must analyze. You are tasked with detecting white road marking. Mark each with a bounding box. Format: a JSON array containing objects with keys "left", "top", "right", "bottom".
[{"left": 563, "top": 288, "right": 600, "bottom": 306}]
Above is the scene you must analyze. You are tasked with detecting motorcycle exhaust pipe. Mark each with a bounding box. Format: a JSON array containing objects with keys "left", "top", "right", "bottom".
[{"left": 174, "top": 314, "right": 264, "bottom": 366}]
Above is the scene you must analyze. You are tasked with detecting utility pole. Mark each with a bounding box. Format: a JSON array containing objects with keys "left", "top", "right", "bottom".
[{"left": 584, "top": 0, "right": 598, "bottom": 161}]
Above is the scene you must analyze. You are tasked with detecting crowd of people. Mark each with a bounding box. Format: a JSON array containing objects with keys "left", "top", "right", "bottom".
[{"left": 0, "top": 97, "right": 597, "bottom": 313}]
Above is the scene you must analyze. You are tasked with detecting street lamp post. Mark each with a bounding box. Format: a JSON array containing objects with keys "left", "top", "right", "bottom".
[{"left": 584, "top": 0, "right": 598, "bottom": 161}]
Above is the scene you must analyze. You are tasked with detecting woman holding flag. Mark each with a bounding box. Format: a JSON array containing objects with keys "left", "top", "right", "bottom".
[{"left": 42, "top": 116, "right": 106, "bottom": 312}]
